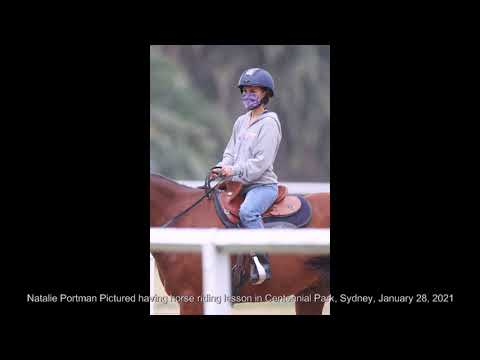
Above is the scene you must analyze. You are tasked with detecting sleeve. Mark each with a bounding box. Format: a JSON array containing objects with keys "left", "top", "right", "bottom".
[{"left": 231, "top": 119, "right": 281, "bottom": 183}]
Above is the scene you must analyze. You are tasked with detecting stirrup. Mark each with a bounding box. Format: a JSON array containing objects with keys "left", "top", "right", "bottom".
[{"left": 250, "top": 254, "right": 271, "bottom": 285}]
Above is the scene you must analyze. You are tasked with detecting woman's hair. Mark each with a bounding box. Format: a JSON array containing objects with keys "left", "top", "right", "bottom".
[{"left": 261, "top": 87, "right": 273, "bottom": 105}]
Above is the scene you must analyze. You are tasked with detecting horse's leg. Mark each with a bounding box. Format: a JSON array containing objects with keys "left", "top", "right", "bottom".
[
  {"left": 179, "top": 301, "right": 204, "bottom": 315},
  {"left": 295, "top": 286, "right": 329, "bottom": 315},
  {"left": 176, "top": 287, "right": 204, "bottom": 315}
]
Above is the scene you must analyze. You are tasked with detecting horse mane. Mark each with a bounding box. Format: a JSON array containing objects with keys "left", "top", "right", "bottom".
[{"left": 150, "top": 173, "right": 195, "bottom": 190}]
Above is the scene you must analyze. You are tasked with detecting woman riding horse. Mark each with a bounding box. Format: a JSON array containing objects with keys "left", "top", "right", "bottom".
[
  {"left": 150, "top": 68, "right": 330, "bottom": 315},
  {"left": 211, "top": 68, "right": 281, "bottom": 285}
]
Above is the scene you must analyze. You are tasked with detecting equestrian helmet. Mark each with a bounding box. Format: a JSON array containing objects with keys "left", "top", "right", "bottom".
[{"left": 238, "top": 68, "right": 275, "bottom": 97}]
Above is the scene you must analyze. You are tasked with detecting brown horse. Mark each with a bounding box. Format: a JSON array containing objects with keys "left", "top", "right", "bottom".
[{"left": 150, "top": 173, "right": 330, "bottom": 315}]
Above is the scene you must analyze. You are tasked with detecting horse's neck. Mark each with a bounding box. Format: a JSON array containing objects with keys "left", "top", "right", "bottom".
[
  {"left": 151, "top": 177, "right": 182, "bottom": 199},
  {"left": 150, "top": 176, "right": 192, "bottom": 226}
]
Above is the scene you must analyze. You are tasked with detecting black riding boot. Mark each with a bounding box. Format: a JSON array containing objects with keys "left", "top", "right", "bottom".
[{"left": 250, "top": 253, "right": 272, "bottom": 285}]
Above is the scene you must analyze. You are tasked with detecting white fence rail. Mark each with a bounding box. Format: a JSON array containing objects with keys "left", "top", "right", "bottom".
[{"left": 150, "top": 228, "right": 330, "bottom": 315}]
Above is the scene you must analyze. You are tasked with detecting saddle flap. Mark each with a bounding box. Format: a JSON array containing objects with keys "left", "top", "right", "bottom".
[
  {"left": 219, "top": 181, "right": 245, "bottom": 221},
  {"left": 224, "top": 182, "right": 244, "bottom": 204}
]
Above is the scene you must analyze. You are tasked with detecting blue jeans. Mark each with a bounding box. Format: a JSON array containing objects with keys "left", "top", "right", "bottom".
[{"left": 238, "top": 183, "right": 278, "bottom": 229}]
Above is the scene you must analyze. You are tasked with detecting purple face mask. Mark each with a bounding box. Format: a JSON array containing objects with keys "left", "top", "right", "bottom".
[{"left": 241, "top": 92, "right": 261, "bottom": 110}]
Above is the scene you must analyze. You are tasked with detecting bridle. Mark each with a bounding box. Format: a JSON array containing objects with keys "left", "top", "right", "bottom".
[{"left": 159, "top": 166, "right": 233, "bottom": 228}]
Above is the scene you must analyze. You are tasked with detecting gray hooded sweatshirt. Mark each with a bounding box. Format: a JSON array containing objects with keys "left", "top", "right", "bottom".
[{"left": 217, "top": 110, "right": 282, "bottom": 185}]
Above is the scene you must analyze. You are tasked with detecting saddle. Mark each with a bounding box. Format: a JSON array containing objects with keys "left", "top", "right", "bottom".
[
  {"left": 213, "top": 180, "right": 313, "bottom": 299},
  {"left": 217, "top": 181, "right": 301, "bottom": 225}
]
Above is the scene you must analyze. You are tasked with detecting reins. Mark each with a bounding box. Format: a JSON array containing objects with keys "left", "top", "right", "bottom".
[{"left": 159, "top": 166, "right": 233, "bottom": 228}]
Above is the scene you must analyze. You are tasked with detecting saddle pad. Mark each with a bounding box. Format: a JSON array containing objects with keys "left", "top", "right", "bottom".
[{"left": 214, "top": 190, "right": 312, "bottom": 229}]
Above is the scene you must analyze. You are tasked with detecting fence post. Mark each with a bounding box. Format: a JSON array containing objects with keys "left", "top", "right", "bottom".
[
  {"left": 201, "top": 239, "right": 232, "bottom": 315},
  {"left": 150, "top": 253, "right": 155, "bottom": 315}
]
